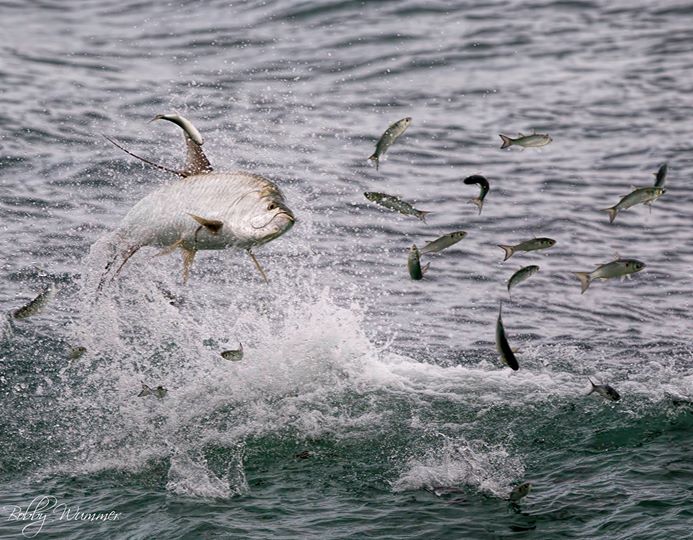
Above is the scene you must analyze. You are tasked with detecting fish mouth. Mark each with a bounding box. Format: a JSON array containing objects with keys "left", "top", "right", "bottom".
[{"left": 250, "top": 208, "right": 295, "bottom": 230}]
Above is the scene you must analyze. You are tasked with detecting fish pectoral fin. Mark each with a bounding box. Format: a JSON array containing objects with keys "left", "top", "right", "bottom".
[
  {"left": 152, "top": 114, "right": 213, "bottom": 176},
  {"left": 181, "top": 248, "right": 197, "bottom": 284},
  {"left": 156, "top": 239, "right": 184, "bottom": 257},
  {"left": 422, "top": 262, "right": 431, "bottom": 275},
  {"left": 248, "top": 250, "right": 269, "bottom": 284},
  {"left": 187, "top": 213, "right": 223, "bottom": 234}
]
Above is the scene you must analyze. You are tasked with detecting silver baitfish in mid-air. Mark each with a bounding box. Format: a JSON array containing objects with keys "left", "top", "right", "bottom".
[
  {"left": 407, "top": 244, "right": 430, "bottom": 280},
  {"left": 603, "top": 186, "right": 665, "bottom": 223},
  {"left": 654, "top": 163, "right": 668, "bottom": 188},
  {"left": 220, "top": 343, "right": 244, "bottom": 361},
  {"left": 12, "top": 285, "right": 57, "bottom": 319},
  {"left": 509, "top": 482, "right": 532, "bottom": 502},
  {"left": 496, "top": 301, "right": 519, "bottom": 371},
  {"left": 498, "top": 238, "right": 556, "bottom": 261},
  {"left": 463, "top": 175, "right": 490, "bottom": 214},
  {"left": 364, "top": 192, "right": 430, "bottom": 222},
  {"left": 368, "top": 117, "right": 412, "bottom": 171},
  {"left": 499, "top": 131, "right": 552, "bottom": 149},
  {"left": 138, "top": 383, "right": 168, "bottom": 399},
  {"left": 507, "top": 265, "right": 540, "bottom": 297},
  {"left": 68, "top": 346, "right": 87, "bottom": 360},
  {"left": 587, "top": 378, "right": 620, "bottom": 402},
  {"left": 574, "top": 258, "right": 645, "bottom": 294},
  {"left": 99, "top": 114, "right": 295, "bottom": 287},
  {"left": 420, "top": 231, "right": 467, "bottom": 254}
]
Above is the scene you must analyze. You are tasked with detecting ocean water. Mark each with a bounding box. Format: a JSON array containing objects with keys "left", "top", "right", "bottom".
[{"left": 1, "top": 0, "right": 692, "bottom": 538}]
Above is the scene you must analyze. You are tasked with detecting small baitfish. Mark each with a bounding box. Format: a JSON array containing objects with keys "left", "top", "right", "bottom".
[
  {"left": 68, "top": 346, "right": 87, "bottom": 360},
  {"left": 12, "top": 285, "right": 57, "bottom": 319},
  {"left": 407, "top": 244, "right": 430, "bottom": 280},
  {"left": 463, "top": 175, "right": 490, "bottom": 214},
  {"left": 509, "top": 482, "right": 531, "bottom": 502},
  {"left": 603, "top": 186, "right": 665, "bottom": 223},
  {"left": 574, "top": 258, "right": 645, "bottom": 294},
  {"left": 587, "top": 378, "right": 620, "bottom": 402},
  {"left": 498, "top": 238, "right": 556, "bottom": 261},
  {"left": 368, "top": 117, "right": 412, "bottom": 170},
  {"left": 364, "top": 192, "right": 430, "bottom": 222},
  {"left": 507, "top": 265, "right": 540, "bottom": 297},
  {"left": 221, "top": 343, "right": 244, "bottom": 361},
  {"left": 496, "top": 301, "right": 519, "bottom": 371},
  {"left": 499, "top": 132, "right": 551, "bottom": 149},
  {"left": 420, "top": 231, "right": 467, "bottom": 254},
  {"left": 138, "top": 383, "right": 168, "bottom": 399}
]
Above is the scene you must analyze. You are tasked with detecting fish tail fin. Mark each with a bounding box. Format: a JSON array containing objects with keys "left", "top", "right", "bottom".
[
  {"left": 575, "top": 272, "right": 591, "bottom": 294},
  {"left": 418, "top": 210, "right": 432, "bottom": 223},
  {"left": 469, "top": 197, "right": 483, "bottom": 214},
  {"left": 603, "top": 206, "right": 618, "bottom": 224},
  {"left": 368, "top": 154, "right": 379, "bottom": 171},
  {"left": 587, "top": 377, "right": 597, "bottom": 395},
  {"left": 498, "top": 244, "right": 515, "bottom": 261},
  {"left": 499, "top": 134, "right": 513, "bottom": 149}
]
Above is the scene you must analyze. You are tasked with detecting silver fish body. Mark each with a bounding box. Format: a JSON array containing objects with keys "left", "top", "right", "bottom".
[
  {"left": 574, "top": 258, "right": 645, "bottom": 294},
  {"left": 364, "top": 192, "right": 430, "bottom": 222},
  {"left": 588, "top": 378, "right": 620, "bottom": 401},
  {"left": 496, "top": 301, "right": 519, "bottom": 371},
  {"left": 368, "top": 117, "right": 412, "bottom": 170},
  {"left": 407, "top": 244, "right": 429, "bottom": 280},
  {"left": 420, "top": 231, "right": 467, "bottom": 254},
  {"left": 499, "top": 132, "right": 551, "bottom": 149},
  {"left": 604, "top": 186, "right": 665, "bottom": 223},
  {"left": 221, "top": 343, "right": 244, "bottom": 361},
  {"left": 507, "top": 265, "right": 540, "bottom": 296},
  {"left": 117, "top": 173, "right": 294, "bottom": 252},
  {"left": 498, "top": 238, "right": 556, "bottom": 261},
  {"left": 99, "top": 172, "right": 294, "bottom": 284},
  {"left": 12, "top": 285, "right": 57, "bottom": 319}
]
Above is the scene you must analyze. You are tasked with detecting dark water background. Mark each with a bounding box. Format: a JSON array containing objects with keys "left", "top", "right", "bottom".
[{"left": 1, "top": 0, "right": 693, "bottom": 538}]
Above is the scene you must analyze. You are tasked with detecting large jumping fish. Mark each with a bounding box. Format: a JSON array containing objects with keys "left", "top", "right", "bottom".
[{"left": 99, "top": 114, "right": 295, "bottom": 286}]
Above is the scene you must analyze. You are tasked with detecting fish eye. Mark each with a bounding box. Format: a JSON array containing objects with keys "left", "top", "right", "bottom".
[{"left": 267, "top": 202, "right": 277, "bottom": 211}]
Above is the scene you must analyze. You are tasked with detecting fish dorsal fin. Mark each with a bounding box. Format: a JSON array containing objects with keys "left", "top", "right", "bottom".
[
  {"left": 153, "top": 114, "right": 213, "bottom": 177},
  {"left": 187, "top": 213, "right": 223, "bottom": 234},
  {"left": 518, "top": 132, "right": 525, "bottom": 137}
]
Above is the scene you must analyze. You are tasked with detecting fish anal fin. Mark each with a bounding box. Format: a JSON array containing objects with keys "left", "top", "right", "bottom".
[{"left": 156, "top": 239, "right": 184, "bottom": 257}]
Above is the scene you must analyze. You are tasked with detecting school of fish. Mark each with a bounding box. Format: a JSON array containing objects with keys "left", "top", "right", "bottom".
[{"left": 8, "top": 112, "right": 671, "bottom": 506}]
